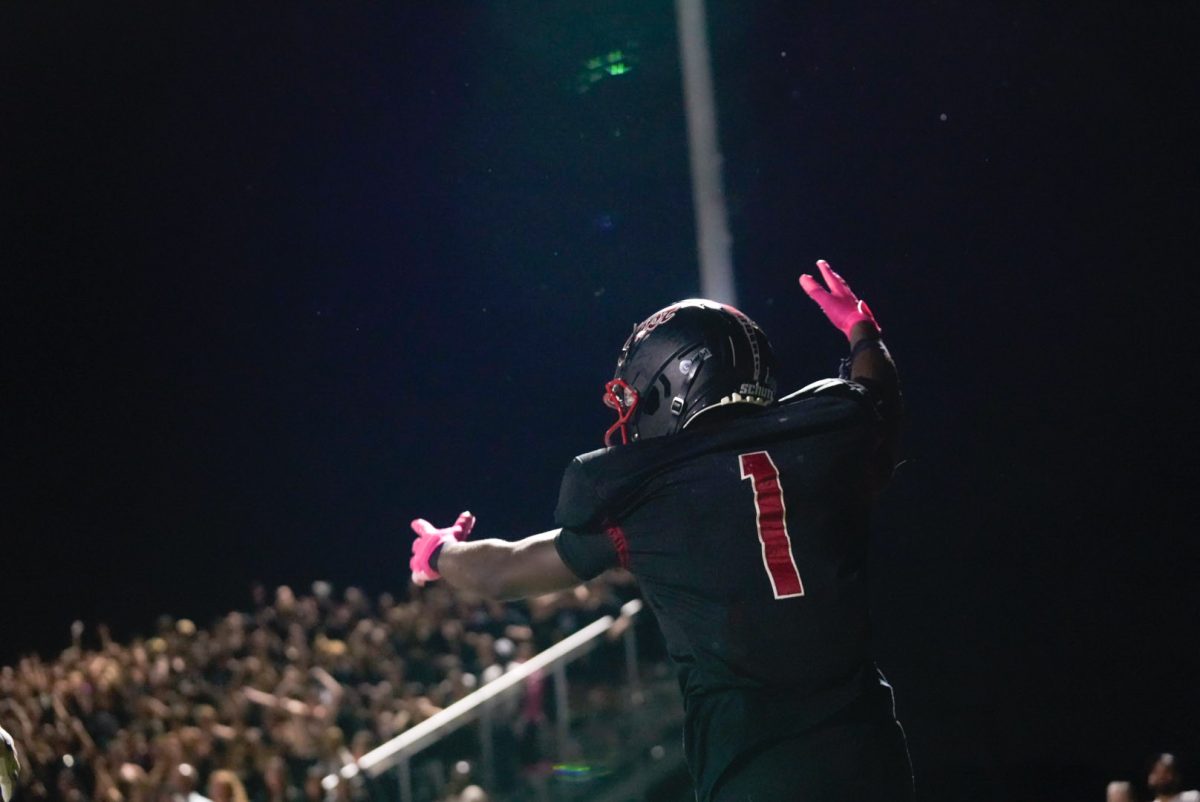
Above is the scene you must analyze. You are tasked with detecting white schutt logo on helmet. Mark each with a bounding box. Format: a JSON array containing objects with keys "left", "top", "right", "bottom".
[{"left": 739, "top": 382, "right": 775, "bottom": 403}]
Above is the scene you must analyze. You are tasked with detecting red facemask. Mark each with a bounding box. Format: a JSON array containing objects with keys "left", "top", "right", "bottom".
[{"left": 603, "top": 378, "right": 639, "bottom": 447}]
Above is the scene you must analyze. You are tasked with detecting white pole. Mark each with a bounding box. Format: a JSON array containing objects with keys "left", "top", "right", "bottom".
[{"left": 675, "top": 0, "right": 736, "bottom": 305}]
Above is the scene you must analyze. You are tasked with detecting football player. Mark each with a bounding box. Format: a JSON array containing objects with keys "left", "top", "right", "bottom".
[
  {"left": 410, "top": 260, "right": 913, "bottom": 801},
  {"left": 0, "top": 725, "right": 19, "bottom": 802}
]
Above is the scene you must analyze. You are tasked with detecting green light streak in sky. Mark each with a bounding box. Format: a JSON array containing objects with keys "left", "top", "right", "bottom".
[{"left": 576, "top": 48, "right": 637, "bottom": 93}]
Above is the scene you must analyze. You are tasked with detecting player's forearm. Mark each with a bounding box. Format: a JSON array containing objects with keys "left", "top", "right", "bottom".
[
  {"left": 435, "top": 539, "right": 513, "bottom": 597},
  {"left": 848, "top": 321, "right": 899, "bottom": 393},
  {"left": 849, "top": 321, "right": 903, "bottom": 475},
  {"left": 437, "top": 529, "right": 576, "bottom": 600}
]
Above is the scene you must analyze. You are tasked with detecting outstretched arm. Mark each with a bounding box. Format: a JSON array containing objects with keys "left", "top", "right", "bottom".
[
  {"left": 410, "top": 515, "right": 583, "bottom": 600},
  {"left": 439, "top": 531, "right": 582, "bottom": 600}
]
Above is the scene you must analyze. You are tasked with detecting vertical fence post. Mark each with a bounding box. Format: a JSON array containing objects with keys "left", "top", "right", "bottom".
[
  {"left": 623, "top": 626, "right": 641, "bottom": 697},
  {"left": 480, "top": 701, "right": 496, "bottom": 790},
  {"left": 552, "top": 663, "right": 570, "bottom": 757},
  {"left": 398, "top": 758, "right": 413, "bottom": 802}
]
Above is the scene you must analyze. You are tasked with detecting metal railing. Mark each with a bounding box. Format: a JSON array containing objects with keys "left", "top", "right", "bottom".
[{"left": 323, "top": 599, "right": 644, "bottom": 802}]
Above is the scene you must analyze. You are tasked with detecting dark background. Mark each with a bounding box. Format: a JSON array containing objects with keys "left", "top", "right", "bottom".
[{"left": 4, "top": 2, "right": 1198, "bottom": 799}]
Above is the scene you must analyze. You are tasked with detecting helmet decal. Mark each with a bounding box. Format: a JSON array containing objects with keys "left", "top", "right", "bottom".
[{"left": 639, "top": 305, "right": 679, "bottom": 333}]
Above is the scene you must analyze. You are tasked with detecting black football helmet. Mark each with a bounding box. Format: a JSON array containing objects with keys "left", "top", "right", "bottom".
[{"left": 603, "top": 299, "right": 777, "bottom": 446}]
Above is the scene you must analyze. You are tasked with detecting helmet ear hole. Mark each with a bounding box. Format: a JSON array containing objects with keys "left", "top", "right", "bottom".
[{"left": 641, "top": 384, "right": 660, "bottom": 415}]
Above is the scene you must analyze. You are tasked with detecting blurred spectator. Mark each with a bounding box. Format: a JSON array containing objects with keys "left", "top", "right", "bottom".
[
  {"left": 256, "top": 756, "right": 298, "bottom": 802},
  {"left": 171, "top": 763, "right": 212, "bottom": 802},
  {"left": 207, "top": 770, "right": 249, "bottom": 802},
  {"left": 1108, "top": 780, "right": 1136, "bottom": 802},
  {"left": 513, "top": 639, "right": 548, "bottom": 775},
  {"left": 1148, "top": 753, "right": 1199, "bottom": 802},
  {"left": 457, "top": 786, "right": 489, "bottom": 802},
  {"left": 299, "top": 768, "right": 323, "bottom": 802}
]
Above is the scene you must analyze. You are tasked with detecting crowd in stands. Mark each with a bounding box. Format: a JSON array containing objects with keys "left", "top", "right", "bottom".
[
  {"left": 8, "top": 577, "right": 1191, "bottom": 802},
  {"left": 0, "top": 577, "right": 637, "bottom": 802}
]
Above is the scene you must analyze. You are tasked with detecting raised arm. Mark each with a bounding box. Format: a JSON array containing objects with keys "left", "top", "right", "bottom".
[
  {"left": 848, "top": 320, "right": 899, "bottom": 410},
  {"left": 800, "top": 259, "right": 902, "bottom": 473},
  {"left": 409, "top": 514, "right": 583, "bottom": 600}
]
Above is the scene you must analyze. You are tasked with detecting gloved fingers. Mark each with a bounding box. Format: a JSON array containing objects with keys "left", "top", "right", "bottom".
[
  {"left": 816, "top": 260, "right": 853, "bottom": 298},
  {"left": 412, "top": 514, "right": 473, "bottom": 541},
  {"left": 800, "top": 275, "right": 840, "bottom": 320},
  {"left": 799, "top": 273, "right": 828, "bottom": 299},
  {"left": 453, "top": 511, "right": 475, "bottom": 540},
  {"left": 411, "top": 518, "right": 437, "bottom": 538}
]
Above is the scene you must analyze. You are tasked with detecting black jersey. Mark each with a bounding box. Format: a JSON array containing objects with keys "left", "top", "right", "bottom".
[{"left": 554, "top": 378, "right": 900, "bottom": 801}]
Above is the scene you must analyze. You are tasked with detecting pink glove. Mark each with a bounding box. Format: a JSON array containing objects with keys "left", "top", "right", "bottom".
[
  {"left": 799, "top": 259, "right": 880, "bottom": 341},
  {"left": 410, "top": 511, "right": 475, "bottom": 586}
]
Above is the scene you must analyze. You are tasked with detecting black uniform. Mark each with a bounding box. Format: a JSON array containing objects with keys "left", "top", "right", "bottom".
[{"left": 554, "top": 378, "right": 912, "bottom": 801}]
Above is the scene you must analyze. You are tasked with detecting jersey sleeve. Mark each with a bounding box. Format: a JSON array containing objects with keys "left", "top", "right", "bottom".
[
  {"left": 849, "top": 377, "right": 901, "bottom": 430},
  {"left": 782, "top": 376, "right": 900, "bottom": 430},
  {"left": 781, "top": 377, "right": 901, "bottom": 490},
  {"left": 554, "top": 527, "right": 622, "bottom": 581},
  {"left": 554, "top": 452, "right": 606, "bottom": 530}
]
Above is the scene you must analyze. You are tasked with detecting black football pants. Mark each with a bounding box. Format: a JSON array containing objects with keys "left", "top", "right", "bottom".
[{"left": 709, "top": 716, "right": 914, "bottom": 802}]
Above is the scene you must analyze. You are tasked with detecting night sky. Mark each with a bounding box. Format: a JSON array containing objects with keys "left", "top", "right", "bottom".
[{"left": 5, "top": 2, "right": 1199, "bottom": 798}]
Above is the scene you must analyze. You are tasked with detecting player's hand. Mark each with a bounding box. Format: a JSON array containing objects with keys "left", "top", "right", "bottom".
[
  {"left": 409, "top": 511, "right": 475, "bottom": 586},
  {"left": 799, "top": 259, "right": 880, "bottom": 341},
  {"left": 0, "top": 725, "right": 20, "bottom": 802}
]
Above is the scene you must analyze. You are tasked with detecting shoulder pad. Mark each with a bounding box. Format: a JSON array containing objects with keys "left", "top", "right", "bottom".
[
  {"left": 780, "top": 377, "right": 870, "bottom": 405},
  {"left": 555, "top": 450, "right": 606, "bottom": 529},
  {"left": 554, "top": 435, "right": 681, "bottom": 529},
  {"left": 556, "top": 379, "right": 875, "bottom": 527}
]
